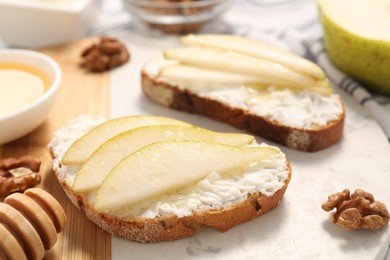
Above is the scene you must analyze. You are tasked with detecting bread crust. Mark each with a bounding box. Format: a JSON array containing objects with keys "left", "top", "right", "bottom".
[
  {"left": 54, "top": 160, "right": 291, "bottom": 243},
  {"left": 141, "top": 71, "right": 345, "bottom": 152}
]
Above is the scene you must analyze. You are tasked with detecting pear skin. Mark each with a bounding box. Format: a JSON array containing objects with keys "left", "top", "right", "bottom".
[{"left": 318, "top": 0, "right": 390, "bottom": 95}]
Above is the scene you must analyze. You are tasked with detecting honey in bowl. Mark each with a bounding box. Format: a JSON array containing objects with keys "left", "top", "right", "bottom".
[{"left": 0, "top": 63, "right": 50, "bottom": 117}]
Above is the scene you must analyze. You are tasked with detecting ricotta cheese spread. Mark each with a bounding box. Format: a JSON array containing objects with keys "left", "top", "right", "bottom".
[
  {"left": 49, "top": 116, "right": 289, "bottom": 218},
  {"left": 144, "top": 58, "right": 343, "bottom": 129}
]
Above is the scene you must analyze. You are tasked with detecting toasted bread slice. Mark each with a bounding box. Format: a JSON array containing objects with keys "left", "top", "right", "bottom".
[
  {"left": 49, "top": 116, "right": 291, "bottom": 243},
  {"left": 141, "top": 46, "right": 345, "bottom": 152}
]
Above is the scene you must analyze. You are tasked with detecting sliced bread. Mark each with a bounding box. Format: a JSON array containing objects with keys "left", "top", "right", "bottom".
[
  {"left": 141, "top": 35, "right": 345, "bottom": 152},
  {"left": 49, "top": 116, "right": 291, "bottom": 243}
]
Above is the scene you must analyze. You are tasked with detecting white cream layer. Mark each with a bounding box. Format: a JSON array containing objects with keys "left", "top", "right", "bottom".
[
  {"left": 49, "top": 116, "right": 288, "bottom": 218},
  {"left": 144, "top": 58, "right": 343, "bottom": 130}
]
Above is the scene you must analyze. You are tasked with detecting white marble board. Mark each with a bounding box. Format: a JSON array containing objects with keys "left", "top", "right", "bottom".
[{"left": 107, "top": 32, "right": 390, "bottom": 260}]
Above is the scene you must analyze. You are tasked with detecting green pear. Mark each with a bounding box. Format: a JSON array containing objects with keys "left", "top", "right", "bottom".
[
  {"left": 318, "top": 0, "right": 390, "bottom": 95},
  {"left": 61, "top": 116, "right": 192, "bottom": 165},
  {"left": 160, "top": 64, "right": 332, "bottom": 95},
  {"left": 72, "top": 125, "right": 254, "bottom": 193},
  {"left": 181, "top": 34, "right": 325, "bottom": 80},
  {"left": 94, "top": 140, "right": 278, "bottom": 212},
  {"left": 163, "top": 47, "right": 330, "bottom": 92}
]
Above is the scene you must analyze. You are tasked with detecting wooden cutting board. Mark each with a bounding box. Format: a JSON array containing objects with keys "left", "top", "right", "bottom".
[{"left": 0, "top": 38, "right": 111, "bottom": 259}]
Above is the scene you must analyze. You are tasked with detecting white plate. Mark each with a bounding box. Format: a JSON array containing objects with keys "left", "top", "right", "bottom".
[{"left": 108, "top": 32, "right": 390, "bottom": 260}]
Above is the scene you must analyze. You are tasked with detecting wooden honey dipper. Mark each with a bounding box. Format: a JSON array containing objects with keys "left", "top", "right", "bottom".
[{"left": 0, "top": 188, "right": 66, "bottom": 260}]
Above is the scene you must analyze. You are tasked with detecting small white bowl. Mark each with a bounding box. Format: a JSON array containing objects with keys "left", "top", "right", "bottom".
[
  {"left": 0, "top": 49, "right": 61, "bottom": 145},
  {"left": 0, "top": 0, "right": 95, "bottom": 48}
]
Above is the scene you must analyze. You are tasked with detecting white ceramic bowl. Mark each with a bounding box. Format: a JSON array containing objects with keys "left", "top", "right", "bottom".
[
  {"left": 0, "top": 0, "right": 95, "bottom": 48},
  {"left": 0, "top": 49, "right": 61, "bottom": 144}
]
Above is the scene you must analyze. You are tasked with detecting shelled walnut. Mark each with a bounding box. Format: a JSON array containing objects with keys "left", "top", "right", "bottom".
[
  {"left": 322, "top": 189, "right": 389, "bottom": 231},
  {"left": 141, "top": 0, "right": 213, "bottom": 34},
  {"left": 147, "top": 0, "right": 209, "bottom": 15},
  {"left": 147, "top": 22, "right": 204, "bottom": 34},
  {"left": 0, "top": 156, "right": 41, "bottom": 198},
  {"left": 80, "top": 36, "right": 130, "bottom": 72}
]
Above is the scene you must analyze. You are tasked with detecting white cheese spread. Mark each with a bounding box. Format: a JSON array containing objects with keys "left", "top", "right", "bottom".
[
  {"left": 144, "top": 58, "right": 343, "bottom": 129},
  {"left": 49, "top": 116, "right": 289, "bottom": 218}
]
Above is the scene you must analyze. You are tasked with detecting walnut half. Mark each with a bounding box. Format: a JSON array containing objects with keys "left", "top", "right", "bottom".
[
  {"left": 80, "top": 36, "right": 130, "bottom": 72},
  {"left": 322, "top": 189, "right": 389, "bottom": 231},
  {"left": 0, "top": 156, "right": 41, "bottom": 198}
]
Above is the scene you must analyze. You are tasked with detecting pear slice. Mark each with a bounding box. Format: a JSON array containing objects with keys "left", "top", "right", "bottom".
[
  {"left": 245, "top": 82, "right": 332, "bottom": 95},
  {"left": 73, "top": 125, "right": 255, "bottom": 193},
  {"left": 160, "top": 64, "right": 333, "bottom": 95},
  {"left": 160, "top": 64, "right": 286, "bottom": 86},
  {"left": 163, "top": 47, "right": 327, "bottom": 90},
  {"left": 94, "top": 140, "right": 278, "bottom": 212},
  {"left": 61, "top": 116, "right": 192, "bottom": 165},
  {"left": 181, "top": 34, "right": 325, "bottom": 80}
]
